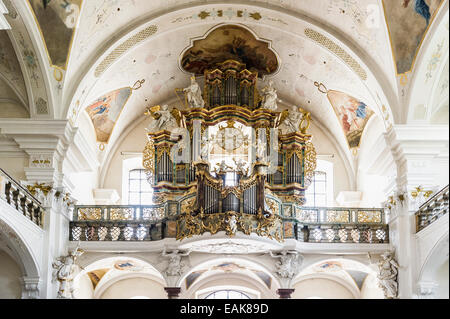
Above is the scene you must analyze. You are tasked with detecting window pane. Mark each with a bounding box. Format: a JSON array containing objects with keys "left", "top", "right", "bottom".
[
  {"left": 129, "top": 180, "right": 141, "bottom": 192},
  {"left": 315, "top": 182, "right": 327, "bottom": 194},
  {"left": 140, "top": 194, "right": 153, "bottom": 205},
  {"left": 141, "top": 180, "right": 152, "bottom": 192},
  {"left": 316, "top": 195, "right": 327, "bottom": 207},
  {"left": 129, "top": 193, "right": 140, "bottom": 205},
  {"left": 129, "top": 170, "right": 141, "bottom": 179}
]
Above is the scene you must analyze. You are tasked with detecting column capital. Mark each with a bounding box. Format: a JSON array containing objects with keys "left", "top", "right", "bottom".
[
  {"left": 21, "top": 276, "right": 40, "bottom": 299},
  {"left": 164, "top": 287, "right": 181, "bottom": 299},
  {"left": 417, "top": 281, "right": 439, "bottom": 299},
  {"left": 276, "top": 288, "right": 295, "bottom": 299}
]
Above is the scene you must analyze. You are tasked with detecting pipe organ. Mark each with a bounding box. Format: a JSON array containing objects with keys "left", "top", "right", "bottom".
[{"left": 143, "top": 60, "right": 316, "bottom": 242}]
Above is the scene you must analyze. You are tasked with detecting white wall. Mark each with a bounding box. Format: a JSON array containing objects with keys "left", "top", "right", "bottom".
[
  {"left": 0, "top": 250, "right": 22, "bottom": 299},
  {"left": 435, "top": 260, "right": 449, "bottom": 299},
  {"left": 292, "top": 277, "right": 356, "bottom": 299},
  {"left": 98, "top": 277, "right": 166, "bottom": 299}
]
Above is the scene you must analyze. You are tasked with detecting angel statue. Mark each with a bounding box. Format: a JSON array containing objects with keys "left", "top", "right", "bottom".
[
  {"left": 215, "top": 160, "right": 232, "bottom": 173},
  {"left": 278, "top": 105, "right": 306, "bottom": 134},
  {"left": 145, "top": 104, "right": 179, "bottom": 133},
  {"left": 376, "top": 251, "right": 399, "bottom": 299},
  {"left": 233, "top": 158, "right": 248, "bottom": 176},
  {"left": 227, "top": 214, "right": 238, "bottom": 236},
  {"left": 269, "top": 250, "right": 303, "bottom": 279},
  {"left": 161, "top": 248, "right": 191, "bottom": 277},
  {"left": 184, "top": 76, "right": 205, "bottom": 108},
  {"left": 260, "top": 80, "right": 279, "bottom": 111},
  {"left": 252, "top": 135, "right": 267, "bottom": 161},
  {"left": 200, "top": 135, "right": 212, "bottom": 161},
  {"left": 52, "top": 245, "right": 84, "bottom": 299}
]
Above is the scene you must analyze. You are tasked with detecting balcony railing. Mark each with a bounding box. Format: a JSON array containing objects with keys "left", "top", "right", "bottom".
[
  {"left": 416, "top": 185, "right": 449, "bottom": 233},
  {"left": 285, "top": 206, "right": 388, "bottom": 244},
  {"left": 0, "top": 168, "right": 44, "bottom": 228},
  {"left": 70, "top": 203, "right": 388, "bottom": 244}
]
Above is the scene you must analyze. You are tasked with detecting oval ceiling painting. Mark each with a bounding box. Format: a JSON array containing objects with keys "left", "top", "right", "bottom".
[{"left": 181, "top": 24, "right": 279, "bottom": 77}]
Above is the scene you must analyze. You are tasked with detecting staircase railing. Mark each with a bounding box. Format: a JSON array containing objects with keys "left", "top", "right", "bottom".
[
  {"left": 0, "top": 168, "right": 44, "bottom": 227},
  {"left": 416, "top": 185, "right": 449, "bottom": 233}
]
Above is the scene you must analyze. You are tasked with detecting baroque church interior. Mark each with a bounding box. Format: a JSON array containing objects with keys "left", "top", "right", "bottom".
[{"left": 0, "top": 0, "right": 448, "bottom": 300}]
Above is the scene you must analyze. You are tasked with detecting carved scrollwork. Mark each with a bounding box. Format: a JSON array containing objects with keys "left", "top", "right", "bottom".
[{"left": 176, "top": 210, "right": 283, "bottom": 242}]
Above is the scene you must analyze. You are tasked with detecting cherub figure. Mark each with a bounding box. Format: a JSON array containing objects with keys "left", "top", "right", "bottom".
[
  {"left": 233, "top": 157, "right": 248, "bottom": 176},
  {"left": 145, "top": 104, "right": 178, "bottom": 132}
]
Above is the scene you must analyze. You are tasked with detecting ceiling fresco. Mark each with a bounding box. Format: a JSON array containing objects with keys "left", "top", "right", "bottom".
[
  {"left": 317, "top": 83, "right": 374, "bottom": 150},
  {"left": 84, "top": 79, "right": 144, "bottom": 144},
  {"left": 28, "top": 0, "right": 82, "bottom": 69},
  {"left": 85, "top": 87, "right": 133, "bottom": 143},
  {"left": 181, "top": 24, "right": 279, "bottom": 77},
  {"left": 382, "top": 0, "right": 444, "bottom": 74}
]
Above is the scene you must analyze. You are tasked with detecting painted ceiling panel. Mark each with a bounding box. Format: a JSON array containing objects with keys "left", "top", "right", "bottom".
[
  {"left": 85, "top": 87, "right": 132, "bottom": 143},
  {"left": 0, "top": 30, "right": 28, "bottom": 105},
  {"left": 28, "top": 0, "right": 82, "bottom": 69},
  {"left": 326, "top": 90, "right": 374, "bottom": 149},
  {"left": 382, "top": 0, "right": 444, "bottom": 74}
]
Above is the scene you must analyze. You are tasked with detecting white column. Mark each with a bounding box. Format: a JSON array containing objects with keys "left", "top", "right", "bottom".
[{"left": 384, "top": 125, "right": 449, "bottom": 299}]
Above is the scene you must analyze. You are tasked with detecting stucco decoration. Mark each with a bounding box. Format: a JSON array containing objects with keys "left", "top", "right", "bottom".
[
  {"left": 181, "top": 24, "right": 279, "bottom": 78},
  {"left": 27, "top": 0, "right": 82, "bottom": 69},
  {"left": 382, "top": 0, "right": 444, "bottom": 74}
]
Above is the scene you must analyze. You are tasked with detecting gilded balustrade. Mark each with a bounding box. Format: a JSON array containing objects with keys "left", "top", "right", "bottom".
[
  {"left": 69, "top": 201, "right": 388, "bottom": 244},
  {"left": 416, "top": 185, "right": 449, "bottom": 233}
]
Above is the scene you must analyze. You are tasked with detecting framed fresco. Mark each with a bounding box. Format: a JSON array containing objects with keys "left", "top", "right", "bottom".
[
  {"left": 181, "top": 24, "right": 279, "bottom": 77},
  {"left": 85, "top": 87, "right": 133, "bottom": 144},
  {"left": 326, "top": 90, "right": 374, "bottom": 150},
  {"left": 382, "top": 0, "right": 444, "bottom": 74},
  {"left": 27, "top": 0, "right": 82, "bottom": 69}
]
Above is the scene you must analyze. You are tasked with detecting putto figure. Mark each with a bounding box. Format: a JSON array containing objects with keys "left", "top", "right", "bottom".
[
  {"left": 145, "top": 104, "right": 179, "bottom": 132},
  {"left": 260, "top": 80, "right": 278, "bottom": 111},
  {"left": 184, "top": 76, "right": 205, "bottom": 108}
]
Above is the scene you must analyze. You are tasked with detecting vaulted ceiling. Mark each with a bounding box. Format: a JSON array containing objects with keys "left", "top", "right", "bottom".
[{"left": 0, "top": 0, "right": 448, "bottom": 173}]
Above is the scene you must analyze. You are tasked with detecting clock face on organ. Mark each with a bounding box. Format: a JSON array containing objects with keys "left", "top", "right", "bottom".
[{"left": 215, "top": 122, "right": 246, "bottom": 151}]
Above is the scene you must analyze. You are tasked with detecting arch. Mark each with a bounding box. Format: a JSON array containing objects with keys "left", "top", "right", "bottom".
[
  {"left": 292, "top": 273, "right": 360, "bottom": 299},
  {"left": 178, "top": 256, "right": 280, "bottom": 295},
  {"left": 418, "top": 232, "right": 449, "bottom": 283},
  {"left": 0, "top": 219, "right": 40, "bottom": 279},
  {"left": 292, "top": 257, "right": 382, "bottom": 299},
  {"left": 73, "top": 255, "right": 167, "bottom": 299},
  {"left": 179, "top": 257, "right": 278, "bottom": 299},
  {"left": 406, "top": 4, "right": 449, "bottom": 124},
  {"left": 94, "top": 272, "right": 166, "bottom": 299},
  {"left": 63, "top": 1, "right": 396, "bottom": 130}
]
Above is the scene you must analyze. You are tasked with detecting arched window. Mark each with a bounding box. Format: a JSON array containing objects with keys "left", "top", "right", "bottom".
[
  {"left": 128, "top": 169, "right": 153, "bottom": 205},
  {"left": 205, "top": 290, "right": 251, "bottom": 299},
  {"left": 305, "top": 171, "right": 327, "bottom": 207}
]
